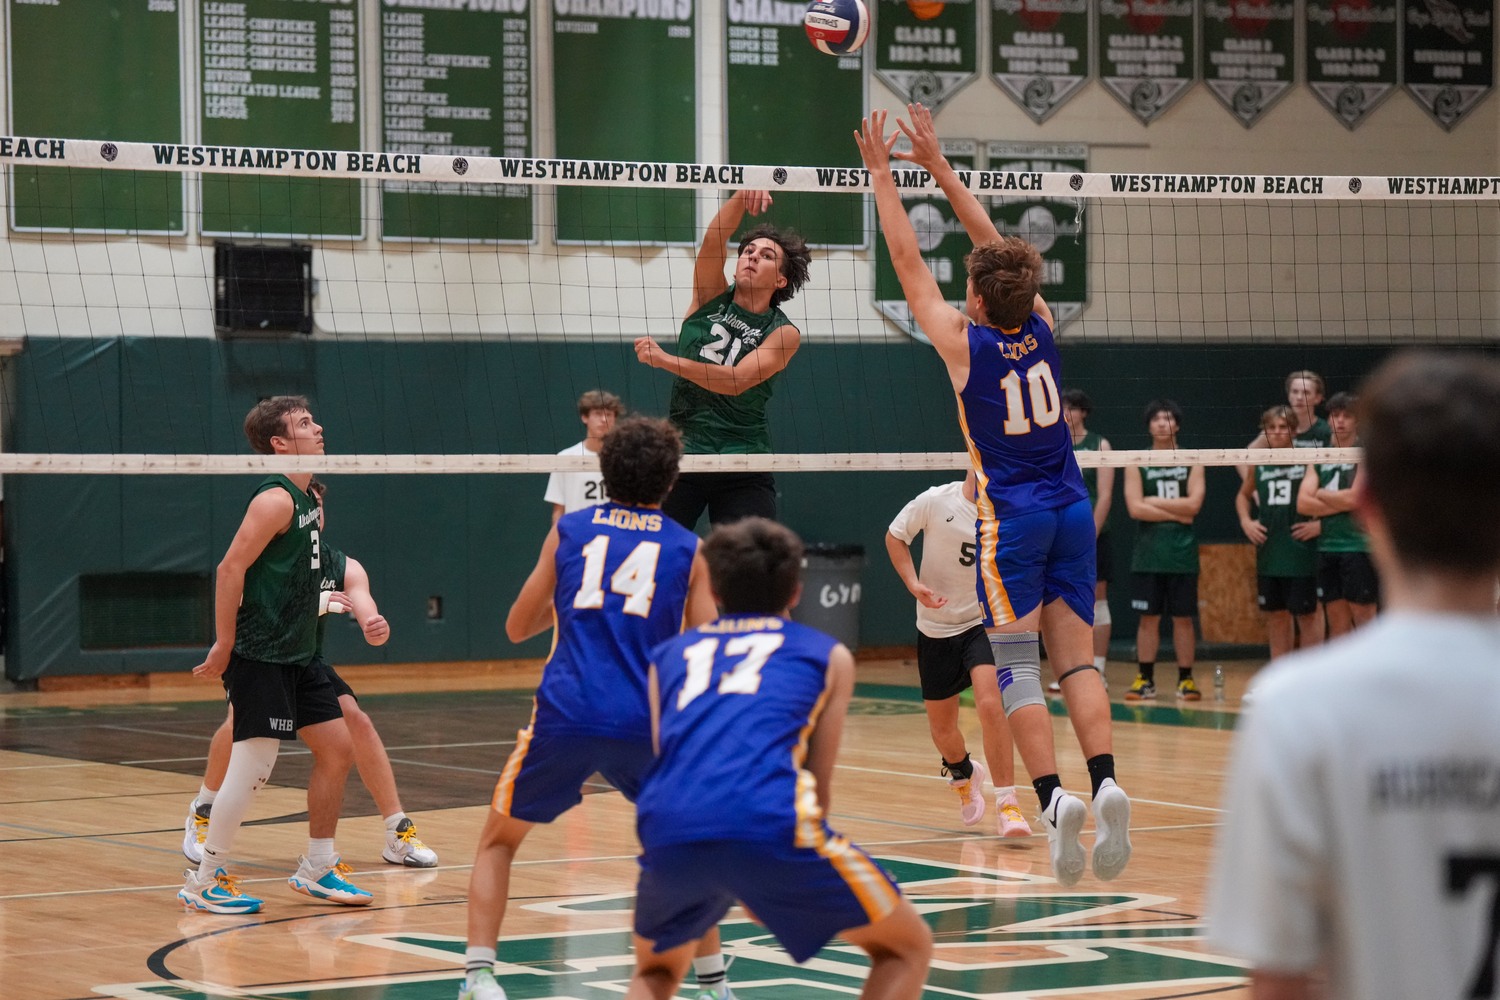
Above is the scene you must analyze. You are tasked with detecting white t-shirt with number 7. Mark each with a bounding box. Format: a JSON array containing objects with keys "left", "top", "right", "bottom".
[{"left": 543, "top": 441, "right": 609, "bottom": 514}]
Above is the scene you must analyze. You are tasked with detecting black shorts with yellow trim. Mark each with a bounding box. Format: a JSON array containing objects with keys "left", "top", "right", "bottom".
[
  {"left": 633, "top": 829, "right": 902, "bottom": 963},
  {"left": 491, "top": 719, "right": 655, "bottom": 823},
  {"left": 975, "top": 497, "right": 1097, "bottom": 627}
]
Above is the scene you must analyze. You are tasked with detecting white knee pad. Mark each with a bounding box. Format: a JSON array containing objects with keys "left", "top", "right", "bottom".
[
  {"left": 1094, "top": 599, "right": 1112, "bottom": 627},
  {"left": 990, "top": 631, "right": 1046, "bottom": 716}
]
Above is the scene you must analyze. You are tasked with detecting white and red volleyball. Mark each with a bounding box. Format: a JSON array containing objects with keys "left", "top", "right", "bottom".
[{"left": 804, "top": 0, "right": 870, "bottom": 55}]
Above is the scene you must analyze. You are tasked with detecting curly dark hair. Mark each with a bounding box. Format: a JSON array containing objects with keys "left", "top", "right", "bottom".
[
  {"left": 244, "top": 395, "right": 311, "bottom": 455},
  {"left": 966, "top": 237, "right": 1042, "bottom": 330},
  {"left": 702, "top": 517, "right": 805, "bottom": 615},
  {"left": 738, "top": 223, "right": 811, "bottom": 309},
  {"left": 1143, "top": 398, "right": 1184, "bottom": 431},
  {"left": 1325, "top": 390, "right": 1357, "bottom": 415},
  {"left": 598, "top": 417, "right": 682, "bottom": 507},
  {"left": 1061, "top": 388, "right": 1093, "bottom": 415}
]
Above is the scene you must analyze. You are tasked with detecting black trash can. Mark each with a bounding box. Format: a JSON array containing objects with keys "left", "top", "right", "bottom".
[{"left": 791, "top": 543, "right": 866, "bottom": 650}]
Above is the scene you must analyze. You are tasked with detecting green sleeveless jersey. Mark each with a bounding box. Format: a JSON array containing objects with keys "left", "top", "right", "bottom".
[
  {"left": 1315, "top": 459, "right": 1369, "bottom": 553},
  {"left": 1295, "top": 417, "right": 1332, "bottom": 449},
  {"left": 1253, "top": 463, "right": 1316, "bottom": 577},
  {"left": 668, "top": 288, "right": 793, "bottom": 455},
  {"left": 1073, "top": 430, "right": 1111, "bottom": 533},
  {"left": 315, "top": 545, "right": 348, "bottom": 658},
  {"left": 1131, "top": 464, "right": 1199, "bottom": 574},
  {"left": 235, "top": 475, "right": 322, "bottom": 665}
]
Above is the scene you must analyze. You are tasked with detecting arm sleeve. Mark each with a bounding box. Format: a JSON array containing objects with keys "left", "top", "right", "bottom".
[
  {"left": 887, "top": 493, "right": 928, "bottom": 545},
  {"left": 543, "top": 472, "right": 564, "bottom": 506},
  {"left": 1205, "top": 681, "right": 1330, "bottom": 973}
]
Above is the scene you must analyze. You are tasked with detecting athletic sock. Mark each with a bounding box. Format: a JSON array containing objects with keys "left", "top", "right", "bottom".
[
  {"left": 196, "top": 784, "right": 218, "bottom": 808},
  {"left": 198, "top": 843, "right": 228, "bottom": 880},
  {"left": 1178, "top": 666, "right": 1193, "bottom": 683},
  {"left": 384, "top": 811, "right": 408, "bottom": 834},
  {"left": 1138, "top": 662, "right": 1155, "bottom": 684},
  {"left": 1032, "top": 774, "right": 1063, "bottom": 813},
  {"left": 693, "top": 953, "right": 727, "bottom": 991},
  {"left": 1086, "top": 754, "right": 1116, "bottom": 797},
  {"left": 942, "top": 753, "right": 974, "bottom": 781},
  {"left": 1093, "top": 655, "right": 1107, "bottom": 672},
  {"left": 994, "top": 784, "right": 1016, "bottom": 801},
  {"left": 308, "top": 837, "right": 338, "bottom": 869},
  {"left": 465, "top": 945, "right": 497, "bottom": 978}
]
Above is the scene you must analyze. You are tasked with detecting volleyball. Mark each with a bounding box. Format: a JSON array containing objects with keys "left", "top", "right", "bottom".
[{"left": 804, "top": 0, "right": 870, "bottom": 55}]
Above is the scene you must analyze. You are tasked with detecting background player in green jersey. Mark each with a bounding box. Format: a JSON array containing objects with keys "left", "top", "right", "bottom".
[
  {"left": 182, "top": 479, "right": 438, "bottom": 872},
  {"left": 1236, "top": 406, "right": 1323, "bottom": 658},
  {"left": 633, "top": 190, "right": 811, "bottom": 528},
  {"left": 1058, "top": 389, "right": 1115, "bottom": 691},
  {"left": 1124, "top": 400, "right": 1205, "bottom": 701},
  {"left": 1299, "top": 391, "right": 1378, "bottom": 636},
  {"left": 178, "top": 397, "right": 369, "bottom": 915},
  {"left": 1239, "top": 369, "right": 1332, "bottom": 480}
]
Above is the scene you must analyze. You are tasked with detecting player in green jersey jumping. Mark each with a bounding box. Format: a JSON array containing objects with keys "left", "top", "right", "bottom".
[
  {"left": 178, "top": 396, "right": 370, "bottom": 915},
  {"left": 634, "top": 190, "right": 811, "bottom": 528},
  {"left": 1298, "top": 391, "right": 1378, "bottom": 636},
  {"left": 1124, "top": 399, "right": 1205, "bottom": 701},
  {"left": 1236, "top": 406, "right": 1323, "bottom": 658}
]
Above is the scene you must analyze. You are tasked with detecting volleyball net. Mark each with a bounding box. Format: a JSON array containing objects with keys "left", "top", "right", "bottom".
[{"left": 5, "top": 135, "right": 1496, "bottom": 474}]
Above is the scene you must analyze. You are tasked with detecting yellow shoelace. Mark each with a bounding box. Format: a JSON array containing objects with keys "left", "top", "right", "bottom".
[
  {"left": 333, "top": 861, "right": 355, "bottom": 877},
  {"left": 396, "top": 824, "right": 425, "bottom": 846},
  {"left": 213, "top": 872, "right": 247, "bottom": 897},
  {"left": 951, "top": 780, "right": 974, "bottom": 805},
  {"left": 1000, "top": 801, "right": 1025, "bottom": 823},
  {"left": 193, "top": 813, "right": 209, "bottom": 844}
]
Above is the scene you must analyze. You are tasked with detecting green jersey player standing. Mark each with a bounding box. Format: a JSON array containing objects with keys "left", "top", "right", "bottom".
[
  {"left": 1298, "top": 391, "right": 1378, "bottom": 636},
  {"left": 634, "top": 190, "right": 811, "bottom": 529}
]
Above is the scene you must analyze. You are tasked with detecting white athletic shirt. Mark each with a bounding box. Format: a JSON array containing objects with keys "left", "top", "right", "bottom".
[
  {"left": 1207, "top": 611, "right": 1500, "bottom": 1000},
  {"left": 542, "top": 441, "right": 608, "bottom": 514},
  {"left": 888, "top": 481, "right": 982, "bottom": 639}
]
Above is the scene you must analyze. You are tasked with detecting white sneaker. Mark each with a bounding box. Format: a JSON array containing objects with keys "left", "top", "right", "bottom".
[
  {"left": 945, "top": 758, "right": 988, "bottom": 827},
  {"left": 182, "top": 798, "right": 210, "bottom": 864},
  {"left": 1091, "top": 778, "right": 1133, "bottom": 881},
  {"left": 458, "top": 968, "right": 507, "bottom": 1000},
  {"left": 178, "top": 867, "right": 262, "bottom": 914},
  {"left": 1039, "top": 789, "right": 1088, "bottom": 887},
  {"left": 288, "top": 856, "right": 373, "bottom": 906},
  {"left": 1047, "top": 680, "right": 1061, "bottom": 692},
  {"left": 383, "top": 817, "right": 439, "bottom": 868}
]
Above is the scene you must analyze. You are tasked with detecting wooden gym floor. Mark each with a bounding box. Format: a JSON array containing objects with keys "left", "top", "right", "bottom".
[{"left": 0, "top": 658, "right": 1260, "bottom": 1000}]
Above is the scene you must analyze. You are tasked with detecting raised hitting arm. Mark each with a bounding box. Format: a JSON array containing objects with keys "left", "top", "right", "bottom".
[
  {"left": 854, "top": 110, "right": 970, "bottom": 381},
  {"left": 194, "top": 488, "right": 294, "bottom": 679},
  {"left": 507, "top": 525, "right": 561, "bottom": 643},
  {"left": 686, "top": 189, "right": 772, "bottom": 318}
]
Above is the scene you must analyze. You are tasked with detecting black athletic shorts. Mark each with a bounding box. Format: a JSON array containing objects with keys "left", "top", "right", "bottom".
[
  {"left": 223, "top": 651, "right": 343, "bottom": 742},
  {"left": 915, "top": 624, "right": 994, "bottom": 701},
  {"left": 316, "top": 657, "right": 356, "bottom": 701},
  {"left": 1096, "top": 531, "right": 1114, "bottom": 584},
  {"left": 1318, "top": 551, "right": 1379, "bottom": 606},
  {"left": 663, "top": 472, "right": 776, "bottom": 530},
  {"left": 1257, "top": 575, "right": 1319, "bottom": 616},
  {"left": 1130, "top": 572, "right": 1199, "bottom": 618}
]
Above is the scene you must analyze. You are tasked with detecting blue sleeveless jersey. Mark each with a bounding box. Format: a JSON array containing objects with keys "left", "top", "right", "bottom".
[
  {"left": 638, "top": 615, "right": 841, "bottom": 849},
  {"left": 956, "top": 312, "right": 1088, "bottom": 519},
  {"left": 537, "top": 503, "right": 700, "bottom": 741}
]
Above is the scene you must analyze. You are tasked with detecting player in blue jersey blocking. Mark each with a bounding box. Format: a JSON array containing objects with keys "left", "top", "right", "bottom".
[
  {"left": 625, "top": 518, "right": 933, "bottom": 1000},
  {"left": 459, "top": 418, "right": 734, "bottom": 1000},
  {"left": 856, "top": 106, "right": 1131, "bottom": 888}
]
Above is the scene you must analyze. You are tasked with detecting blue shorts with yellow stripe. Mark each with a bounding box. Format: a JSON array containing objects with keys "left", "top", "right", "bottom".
[
  {"left": 633, "top": 828, "right": 902, "bottom": 962},
  {"left": 491, "top": 722, "right": 654, "bottom": 824},
  {"left": 975, "top": 498, "right": 1097, "bottom": 627}
]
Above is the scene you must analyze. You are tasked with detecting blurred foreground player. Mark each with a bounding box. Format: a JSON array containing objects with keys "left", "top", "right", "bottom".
[
  {"left": 1208, "top": 351, "right": 1500, "bottom": 1000},
  {"left": 627, "top": 519, "right": 933, "bottom": 1000},
  {"left": 460, "top": 418, "right": 732, "bottom": 1000}
]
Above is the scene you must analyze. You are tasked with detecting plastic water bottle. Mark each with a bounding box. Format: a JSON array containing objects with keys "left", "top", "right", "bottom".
[{"left": 1213, "top": 665, "right": 1226, "bottom": 702}]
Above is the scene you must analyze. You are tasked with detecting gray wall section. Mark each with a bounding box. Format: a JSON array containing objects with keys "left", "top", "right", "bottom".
[{"left": 10, "top": 337, "right": 1492, "bottom": 679}]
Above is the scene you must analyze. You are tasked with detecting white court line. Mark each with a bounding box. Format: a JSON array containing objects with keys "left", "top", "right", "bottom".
[
  {"left": 0, "top": 761, "right": 110, "bottom": 770},
  {"left": 834, "top": 764, "right": 1224, "bottom": 813},
  {"left": 859, "top": 822, "right": 1221, "bottom": 846}
]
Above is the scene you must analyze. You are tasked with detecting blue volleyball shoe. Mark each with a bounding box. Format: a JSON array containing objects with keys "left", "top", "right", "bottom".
[
  {"left": 288, "top": 857, "right": 374, "bottom": 905},
  {"left": 178, "top": 868, "right": 263, "bottom": 914}
]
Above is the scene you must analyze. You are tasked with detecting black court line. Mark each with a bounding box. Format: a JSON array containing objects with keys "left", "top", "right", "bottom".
[
  {"left": 1142, "top": 986, "right": 1247, "bottom": 999},
  {"left": 0, "top": 810, "right": 310, "bottom": 843}
]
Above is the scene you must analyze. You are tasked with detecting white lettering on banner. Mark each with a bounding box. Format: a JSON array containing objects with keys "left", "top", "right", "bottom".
[
  {"left": 555, "top": 0, "right": 691, "bottom": 19},
  {"left": 727, "top": 0, "right": 800, "bottom": 23}
]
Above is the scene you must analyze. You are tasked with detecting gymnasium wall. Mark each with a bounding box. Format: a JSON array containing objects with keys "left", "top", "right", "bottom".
[
  {"left": 12, "top": 334, "right": 1486, "bottom": 680},
  {"left": 0, "top": 1, "right": 1494, "bottom": 343}
]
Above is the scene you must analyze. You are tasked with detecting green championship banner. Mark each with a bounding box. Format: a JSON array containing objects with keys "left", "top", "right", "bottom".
[
  {"left": 1098, "top": 0, "right": 1196, "bottom": 124},
  {"left": 1403, "top": 0, "right": 1494, "bottom": 130},
  {"left": 987, "top": 142, "right": 1086, "bottom": 330},
  {"left": 553, "top": 0, "right": 695, "bottom": 244},
  {"left": 727, "top": 0, "right": 866, "bottom": 248},
  {"left": 990, "top": 0, "right": 1090, "bottom": 122},
  {"left": 873, "top": 0, "right": 978, "bottom": 112},
  {"left": 9, "top": 0, "right": 184, "bottom": 235},
  {"left": 200, "top": 0, "right": 363, "bottom": 239},
  {"left": 874, "top": 139, "right": 976, "bottom": 340},
  {"left": 1201, "top": 0, "right": 1294, "bottom": 126},
  {"left": 1305, "top": 0, "right": 1398, "bottom": 128},
  {"left": 381, "top": 1, "right": 533, "bottom": 243}
]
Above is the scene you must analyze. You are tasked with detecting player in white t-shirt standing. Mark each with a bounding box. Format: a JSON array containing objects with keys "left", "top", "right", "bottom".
[
  {"left": 1208, "top": 350, "right": 1500, "bottom": 1000},
  {"left": 887, "top": 470, "right": 1032, "bottom": 838},
  {"left": 543, "top": 390, "right": 625, "bottom": 523}
]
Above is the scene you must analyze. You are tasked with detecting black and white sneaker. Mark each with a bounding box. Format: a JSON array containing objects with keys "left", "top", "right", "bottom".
[
  {"left": 182, "top": 798, "right": 211, "bottom": 864},
  {"left": 1039, "top": 789, "right": 1088, "bottom": 887},
  {"left": 383, "top": 817, "right": 438, "bottom": 868}
]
